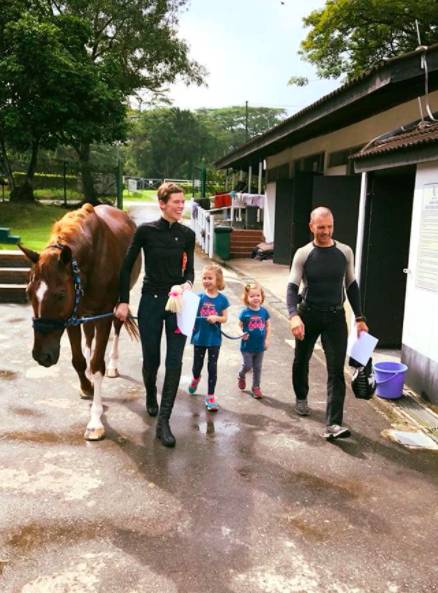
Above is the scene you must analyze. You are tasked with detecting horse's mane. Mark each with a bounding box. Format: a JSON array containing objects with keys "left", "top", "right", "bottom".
[{"left": 49, "top": 203, "right": 95, "bottom": 245}]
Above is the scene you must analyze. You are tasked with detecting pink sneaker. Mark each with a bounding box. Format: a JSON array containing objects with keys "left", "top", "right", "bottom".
[
  {"left": 205, "top": 396, "right": 219, "bottom": 412},
  {"left": 188, "top": 376, "right": 200, "bottom": 395},
  {"left": 238, "top": 376, "right": 246, "bottom": 390},
  {"left": 251, "top": 386, "right": 262, "bottom": 399}
]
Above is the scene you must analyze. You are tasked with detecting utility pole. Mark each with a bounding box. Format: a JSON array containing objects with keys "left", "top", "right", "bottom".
[{"left": 245, "top": 100, "right": 249, "bottom": 142}]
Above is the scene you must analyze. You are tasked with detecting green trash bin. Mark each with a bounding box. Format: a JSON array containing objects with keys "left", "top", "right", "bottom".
[{"left": 214, "top": 226, "right": 233, "bottom": 260}]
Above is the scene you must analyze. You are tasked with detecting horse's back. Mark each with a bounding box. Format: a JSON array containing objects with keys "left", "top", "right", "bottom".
[
  {"left": 92, "top": 205, "right": 140, "bottom": 289},
  {"left": 94, "top": 205, "right": 136, "bottom": 240}
]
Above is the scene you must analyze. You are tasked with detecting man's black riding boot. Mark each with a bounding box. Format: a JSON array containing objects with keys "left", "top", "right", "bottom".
[
  {"left": 142, "top": 367, "right": 159, "bottom": 417},
  {"left": 156, "top": 367, "right": 181, "bottom": 447}
]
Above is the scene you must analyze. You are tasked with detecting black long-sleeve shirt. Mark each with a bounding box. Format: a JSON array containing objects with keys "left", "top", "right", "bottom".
[
  {"left": 286, "top": 240, "right": 363, "bottom": 318},
  {"left": 119, "top": 217, "right": 195, "bottom": 303}
]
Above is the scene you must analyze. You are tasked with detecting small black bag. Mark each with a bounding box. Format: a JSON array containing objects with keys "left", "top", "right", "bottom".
[{"left": 350, "top": 357, "right": 376, "bottom": 400}]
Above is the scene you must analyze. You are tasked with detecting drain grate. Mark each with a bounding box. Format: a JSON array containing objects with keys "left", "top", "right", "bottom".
[{"left": 396, "top": 393, "right": 438, "bottom": 442}]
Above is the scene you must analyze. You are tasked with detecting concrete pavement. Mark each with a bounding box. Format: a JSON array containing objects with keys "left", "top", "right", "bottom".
[{"left": 0, "top": 203, "right": 437, "bottom": 593}]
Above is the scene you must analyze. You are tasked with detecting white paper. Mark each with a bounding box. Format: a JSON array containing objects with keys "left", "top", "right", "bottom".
[
  {"left": 347, "top": 330, "right": 379, "bottom": 366},
  {"left": 177, "top": 290, "right": 200, "bottom": 337}
]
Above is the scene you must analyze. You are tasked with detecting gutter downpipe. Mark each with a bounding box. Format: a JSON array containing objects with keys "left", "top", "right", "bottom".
[
  {"left": 352, "top": 171, "right": 368, "bottom": 329},
  {"left": 355, "top": 171, "right": 368, "bottom": 284}
]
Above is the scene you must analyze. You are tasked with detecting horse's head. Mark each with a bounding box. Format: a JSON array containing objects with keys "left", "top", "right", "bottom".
[{"left": 20, "top": 244, "right": 75, "bottom": 367}]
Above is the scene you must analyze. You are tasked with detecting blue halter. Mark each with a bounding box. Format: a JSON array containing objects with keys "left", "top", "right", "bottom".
[{"left": 32, "top": 243, "right": 113, "bottom": 334}]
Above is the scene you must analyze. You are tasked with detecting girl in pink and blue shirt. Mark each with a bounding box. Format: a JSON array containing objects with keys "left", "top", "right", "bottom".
[{"left": 238, "top": 282, "right": 271, "bottom": 399}]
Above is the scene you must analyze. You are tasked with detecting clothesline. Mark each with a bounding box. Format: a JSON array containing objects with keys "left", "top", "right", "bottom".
[{"left": 231, "top": 191, "right": 265, "bottom": 209}]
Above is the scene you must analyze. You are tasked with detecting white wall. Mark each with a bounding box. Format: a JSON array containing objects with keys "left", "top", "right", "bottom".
[
  {"left": 402, "top": 160, "right": 438, "bottom": 364},
  {"left": 263, "top": 182, "right": 276, "bottom": 243}
]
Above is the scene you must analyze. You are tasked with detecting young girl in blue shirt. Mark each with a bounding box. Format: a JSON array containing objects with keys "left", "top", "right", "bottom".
[
  {"left": 238, "top": 282, "right": 271, "bottom": 399},
  {"left": 188, "top": 263, "right": 230, "bottom": 411}
]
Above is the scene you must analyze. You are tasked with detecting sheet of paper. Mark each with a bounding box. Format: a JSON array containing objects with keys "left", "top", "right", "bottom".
[
  {"left": 347, "top": 330, "right": 379, "bottom": 366},
  {"left": 177, "top": 290, "right": 200, "bottom": 337}
]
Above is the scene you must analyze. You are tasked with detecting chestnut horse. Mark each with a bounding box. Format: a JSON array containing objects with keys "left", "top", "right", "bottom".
[{"left": 20, "top": 203, "right": 140, "bottom": 440}]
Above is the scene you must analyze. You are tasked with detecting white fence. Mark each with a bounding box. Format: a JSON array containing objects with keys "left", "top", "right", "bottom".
[{"left": 191, "top": 202, "right": 215, "bottom": 258}]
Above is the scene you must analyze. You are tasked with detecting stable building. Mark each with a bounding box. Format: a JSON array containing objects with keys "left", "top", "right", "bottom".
[{"left": 215, "top": 45, "right": 438, "bottom": 403}]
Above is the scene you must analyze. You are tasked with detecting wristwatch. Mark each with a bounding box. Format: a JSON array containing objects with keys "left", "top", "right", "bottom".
[{"left": 355, "top": 315, "right": 367, "bottom": 323}]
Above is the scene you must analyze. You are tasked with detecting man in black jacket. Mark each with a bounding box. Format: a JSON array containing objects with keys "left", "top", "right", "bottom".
[{"left": 287, "top": 207, "right": 368, "bottom": 440}]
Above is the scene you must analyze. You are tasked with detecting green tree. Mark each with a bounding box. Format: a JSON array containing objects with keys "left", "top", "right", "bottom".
[
  {"left": 196, "top": 106, "right": 288, "bottom": 154},
  {"left": 300, "top": 0, "right": 438, "bottom": 80},
  {"left": 0, "top": 8, "right": 110, "bottom": 201},
  {"left": 0, "top": 1, "right": 204, "bottom": 202},
  {"left": 124, "top": 106, "right": 287, "bottom": 179},
  {"left": 125, "top": 108, "right": 210, "bottom": 179},
  {"left": 54, "top": 0, "right": 205, "bottom": 200}
]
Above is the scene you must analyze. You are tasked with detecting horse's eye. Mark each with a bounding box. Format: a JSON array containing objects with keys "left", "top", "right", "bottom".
[{"left": 54, "top": 293, "right": 66, "bottom": 302}]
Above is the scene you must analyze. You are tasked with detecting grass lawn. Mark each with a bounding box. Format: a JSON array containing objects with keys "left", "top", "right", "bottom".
[
  {"left": 123, "top": 189, "right": 157, "bottom": 201},
  {"left": 122, "top": 189, "right": 195, "bottom": 202},
  {"left": 0, "top": 202, "right": 65, "bottom": 251}
]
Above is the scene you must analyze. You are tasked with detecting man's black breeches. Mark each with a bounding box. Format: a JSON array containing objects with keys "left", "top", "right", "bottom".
[
  {"left": 138, "top": 293, "right": 187, "bottom": 372},
  {"left": 292, "top": 306, "right": 348, "bottom": 425}
]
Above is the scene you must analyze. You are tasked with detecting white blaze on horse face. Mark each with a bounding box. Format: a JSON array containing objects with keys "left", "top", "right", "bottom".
[{"left": 35, "top": 281, "right": 48, "bottom": 317}]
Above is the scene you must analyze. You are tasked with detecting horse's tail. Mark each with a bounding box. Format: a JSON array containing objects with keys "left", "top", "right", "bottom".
[{"left": 124, "top": 312, "right": 139, "bottom": 341}]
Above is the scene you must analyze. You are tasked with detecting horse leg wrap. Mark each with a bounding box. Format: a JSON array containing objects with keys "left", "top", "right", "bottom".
[
  {"left": 142, "top": 366, "right": 159, "bottom": 417},
  {"left": 156, "top": 367, "right": 181, "bottom": 447}
]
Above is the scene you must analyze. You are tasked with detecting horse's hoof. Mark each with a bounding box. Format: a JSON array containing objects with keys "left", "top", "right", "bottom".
[
  {"left": 84, "top": 427, "right": 105, "bottom": 441},
  {"left": 106, "top": 367, "right": 119, "bottom": 378}
]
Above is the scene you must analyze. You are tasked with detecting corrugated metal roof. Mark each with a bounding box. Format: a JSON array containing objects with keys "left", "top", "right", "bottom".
[
  {"left": 215, "top": 43, "right": 438, "bottom": 169},
  {"left": 353, "top": 120, "right": 438, "bottom": 159}
]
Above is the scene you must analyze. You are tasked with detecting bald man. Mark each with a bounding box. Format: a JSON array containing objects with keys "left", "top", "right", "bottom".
[{"left": 287, "top": 207, "right": 368, "bottom": 440}]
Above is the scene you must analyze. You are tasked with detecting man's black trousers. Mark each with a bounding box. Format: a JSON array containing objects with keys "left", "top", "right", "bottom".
[
  {"left": 138, "top": 293, "right": 187, "bottom": 373},
  {"left": 292, "top": 306, "right": 348, "bottom": 426}
]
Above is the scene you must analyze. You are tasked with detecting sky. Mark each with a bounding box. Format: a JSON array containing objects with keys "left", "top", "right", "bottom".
[{"left": 164, "top": 0, "right": 340, "bottom": 116}]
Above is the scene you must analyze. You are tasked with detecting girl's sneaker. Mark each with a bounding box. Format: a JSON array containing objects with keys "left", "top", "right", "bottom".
[
  {"left": 205, "top": 396, "right": 219, "bottom": 412},
  {"left": 251, "top": 386, "right": 263, "bottom": 399},
  {"left": 188, "top": 376, "right": 200, "bottom": 395},
  {"left": 238, "top": 376, "right": 246, "bottom": 390}
]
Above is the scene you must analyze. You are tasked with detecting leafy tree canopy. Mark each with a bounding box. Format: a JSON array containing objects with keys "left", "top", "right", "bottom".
[
  {"left": 300, "top": 0, "right": 438, "bottom": 80},
  {"left": 50, "top": 0, "right": 205, "bottom": 94},
  {"left": 124, "top": 106, "right": 287, "bottom": 179},
  {"left": 0, "top": 0, "right": 204, "bottom": 201}
]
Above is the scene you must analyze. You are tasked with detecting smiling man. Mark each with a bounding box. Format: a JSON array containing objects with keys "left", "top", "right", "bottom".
[{"left": 287, "top": 206, "right": 368, "bottom": 440}]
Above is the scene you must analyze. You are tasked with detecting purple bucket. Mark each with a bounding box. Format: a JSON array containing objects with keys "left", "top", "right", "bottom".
[{"left": 373, "top": 361, "right": 408, "bottom": 399}]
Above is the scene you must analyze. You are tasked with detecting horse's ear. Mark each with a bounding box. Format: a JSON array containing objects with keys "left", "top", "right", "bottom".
[
  {"left": 18, "top": 243, "right": 39, "bottom": 264},
  {"left": 59, "top": 245, "right": 72, "bottom": 266}
]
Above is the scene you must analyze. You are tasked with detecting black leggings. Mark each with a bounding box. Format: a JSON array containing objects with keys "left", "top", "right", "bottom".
[
  {"left": 192, "top": 345, "right": 220, "bottom": 395},
  {"left": 292, "top": 307, "right": 347, "bottom": 425},
  {"left": 138, "top": 293, "right": 187, "bottom": 373}
]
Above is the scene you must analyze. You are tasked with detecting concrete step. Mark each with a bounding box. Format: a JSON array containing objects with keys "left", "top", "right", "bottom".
[
  {"left": 0, "top": 250, "right": 28, "bottom": 268},
  {"left": 0, "top": 267, "right": 30, "bottom": 284},
  {"left": 0, "top": 283, "right": 28, "bottom": 303}
]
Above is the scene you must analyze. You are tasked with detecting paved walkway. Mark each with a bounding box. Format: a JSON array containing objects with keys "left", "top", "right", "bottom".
[{"left": 0, "top": 203, "right": 437, "bottom": 593}]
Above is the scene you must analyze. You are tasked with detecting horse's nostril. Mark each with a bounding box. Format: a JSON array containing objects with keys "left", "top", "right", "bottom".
[{"left": 35, "top": 351, "right": 52, "bottom": 367}]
